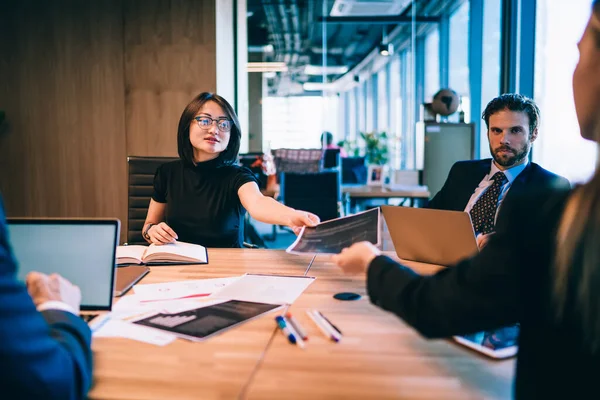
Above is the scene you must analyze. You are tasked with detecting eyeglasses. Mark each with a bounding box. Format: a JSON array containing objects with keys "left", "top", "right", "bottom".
[{"left": 194, "top": 116, "right": 232, "bottom": 132}]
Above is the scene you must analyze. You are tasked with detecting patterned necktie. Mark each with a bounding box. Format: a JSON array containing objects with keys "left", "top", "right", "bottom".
[{"left": 469, "top": 172, "right": 508, "bottom": 235}]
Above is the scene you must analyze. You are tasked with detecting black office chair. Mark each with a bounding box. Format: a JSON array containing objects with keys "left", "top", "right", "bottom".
[
  {"left": 127, "top": 156, "right": 260, "bottom": 248},
  {"left": 127, "top": 156, "right": 178, "bottom": 244},
  {"left": 280, "top": 169, "right": 342, "bottom": 223},
  {"left": 323, "top": 148, "right": 341, "bottom": 169}
]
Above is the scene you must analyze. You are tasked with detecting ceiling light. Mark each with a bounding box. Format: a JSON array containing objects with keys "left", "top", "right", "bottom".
[
  {"left": 304, "top": 65, "right": 349, "bottom": 75},
  {"left": 378, "top": 42, "right": 393, "bottom": 57},
  {"left": 247, "top": 62, "right": 288, "bottom": 72}
]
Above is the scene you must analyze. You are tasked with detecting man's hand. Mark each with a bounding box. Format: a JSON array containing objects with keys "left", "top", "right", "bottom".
[
  {"left": 26, "top": 272, "right": 82, "bottom": 313},
  {"left": 148, "top": 222, "right": 178, "bottom": 245},
  {"left": 331, "top": 241, "right": 381, "bottom": 275},
  {"left": 476, "top": 233, "right": 495, "bottom": 249},
  {"left": 288, "top": 210, "right": 320, "bottom": 235}
]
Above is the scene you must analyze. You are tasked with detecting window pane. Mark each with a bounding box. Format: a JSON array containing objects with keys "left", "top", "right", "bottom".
[
  {"left": 262, "top": 96, "right": 339, "bottom": 149},
  {"left": 479, "top": 0, "right": 502, "bottom": 158},
  {"left": 424, "top": 29, "right": 440, "bottom": 102},
  {"left": 377, "top": 66, "right": 389, "bottom": 131},
  {"left": 534, "top": 0, "right": 596, "bottom": 183},
  {"left": 448, "top": 1, "right": 470, "bottom": 123},
  {"left": 389, "top": 55, "right": 402, "bottom": 169}
]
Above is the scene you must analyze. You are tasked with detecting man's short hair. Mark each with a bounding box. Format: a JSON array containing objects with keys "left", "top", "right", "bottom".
[{"left": 481, "top": 93, "right": 540, "bottom": 136}]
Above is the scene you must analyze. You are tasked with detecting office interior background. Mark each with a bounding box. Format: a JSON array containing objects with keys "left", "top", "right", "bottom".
[{"left": 0, "top": 0, "right": 597, "bottom": 241}]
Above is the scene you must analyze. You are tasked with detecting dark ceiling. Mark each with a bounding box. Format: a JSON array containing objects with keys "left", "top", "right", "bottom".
[{"left": 247, "top": 0, "right": 461, "bottom": 95}]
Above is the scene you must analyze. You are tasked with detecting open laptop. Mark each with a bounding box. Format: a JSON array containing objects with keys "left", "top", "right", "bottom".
[
  {"left": 7, "top": 218, "right": 120, "bottom": 315},
  {"left": 380, "top": 205, "right": 478, "bottom": 267}
]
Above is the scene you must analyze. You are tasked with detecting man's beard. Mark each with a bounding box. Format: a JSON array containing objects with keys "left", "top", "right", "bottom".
[{"left": 491, "top": 143, "right": 530, "bottom": 167}]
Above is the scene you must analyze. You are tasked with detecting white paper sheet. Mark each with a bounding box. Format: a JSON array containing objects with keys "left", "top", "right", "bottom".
[
  {"left": 213, "top": 274, "right": 315, "bottom": 305},
  {"left": 91, "top": 314, "right": 176, "bottom": 346},
  {"left": 112, "top": 294, "right": 218, "bottom": 317},
  {"left": 133, "top": 277, "right": 240, "bottom": 302}
]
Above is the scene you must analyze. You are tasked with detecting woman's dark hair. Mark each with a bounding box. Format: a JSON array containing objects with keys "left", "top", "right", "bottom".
[{"left": 177, "top": 92, "right": 241, "bottom": 166}]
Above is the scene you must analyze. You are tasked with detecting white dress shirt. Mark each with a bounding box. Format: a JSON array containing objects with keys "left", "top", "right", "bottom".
[
  {"left": 464, "top": 160, "right": 529, "bottom": 224},
  {"left": 37, "top": 300, "right": 78, "bottom": 315}
]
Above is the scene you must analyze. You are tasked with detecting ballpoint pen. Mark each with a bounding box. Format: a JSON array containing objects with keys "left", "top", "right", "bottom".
[
  {"left": 286, "top": 312, "right": 309, "bottom": 340},
  {"left": 306, "top": 310, "right": 340, "bottom": 342},
  {"left": 282, "top": 315, "right": 305, "bottom": 348},
  {"left": 316, "top": 310, "right": 343, "bottom": 336},
  {"left": 275, "top": 315, "right": 299, "bottom": 346}
]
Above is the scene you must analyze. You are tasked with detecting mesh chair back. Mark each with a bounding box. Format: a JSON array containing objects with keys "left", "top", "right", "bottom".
[
  {"left": 274, "top": 148, "right": 323, "bottom": 173},
  {"left": 280, "top": 169, "right": 341, "bottom": 222},
  {"left": 127, "top": 156, "right": 178, "bottom": 244}
]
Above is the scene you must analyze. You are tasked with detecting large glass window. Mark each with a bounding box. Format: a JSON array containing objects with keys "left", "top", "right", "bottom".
[
  {"left": 346, "top": 88, "right": 356, "bottom": 140},
  {"left": 423, "top": 29, "right": 440, "bottom": 102},
  {"left": 366, "top": 75, "right": 376, "bottom": 132},
  {"left": 534, "top": 0, "right": 597, "bottom": 183},
  {"left": 357, "top": 82, "right": 366, "bottom": 134},
  {"left": 389, "top": 55, "right": 402, "bottom": 169},
  {"left": 262, "top": 96, "right": 339, "bottom": 149},
  {"left": 377, "top": 66, "right": 389, "bottom": 132},
  {"left": 479, "top": 0, "right": 502, "bottom": 158},
  {"left": 448, "top": 1, "right": 470, "bottom": 122}
]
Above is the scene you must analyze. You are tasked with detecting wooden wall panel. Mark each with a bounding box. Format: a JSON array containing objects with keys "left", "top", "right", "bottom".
[
  {"left": 0, "top": 1, "right": 127, "bottom": 230},
  {"left": 124, "top": 0, "right": 217, "bottom": 157}
]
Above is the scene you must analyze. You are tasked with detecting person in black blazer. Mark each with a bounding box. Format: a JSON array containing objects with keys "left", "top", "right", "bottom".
[
  {"left": 428, "top": 159, "right": 570, "bottom": 213},
  {"left": 428, "top": 94, "right": 570, "bottom": 248},
  {"left": 0, "top": 197, "right": 93, "bottom": 399},
  {"left": 333, "top": 2, "right": 600, "bottom": 397}
]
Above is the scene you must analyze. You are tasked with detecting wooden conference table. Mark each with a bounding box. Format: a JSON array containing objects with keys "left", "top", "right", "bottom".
[{"left": 90, "top": 249, "right": 514, "bottom": 400}]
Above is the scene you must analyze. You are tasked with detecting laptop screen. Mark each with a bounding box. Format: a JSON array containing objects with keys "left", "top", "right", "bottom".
[{"left": 7, "top": 219, "right": 119, "bottom": 311}]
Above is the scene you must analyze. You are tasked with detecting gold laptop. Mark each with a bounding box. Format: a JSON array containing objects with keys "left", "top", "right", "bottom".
[{"left": 381, "top": 206, "right": 479, "bottom": 267}]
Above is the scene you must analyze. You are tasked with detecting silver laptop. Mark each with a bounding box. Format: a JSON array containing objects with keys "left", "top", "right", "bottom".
[
  {"left": 7, "top": 218, "right": 120, "bottom": 311},
  {"left": 381, "top": 206, "right": 479, "bottom": 267}
]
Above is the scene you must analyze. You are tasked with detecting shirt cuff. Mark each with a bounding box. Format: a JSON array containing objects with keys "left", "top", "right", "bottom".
[{"left": 37, "top": 300, "right": 78, "bottom": 315}]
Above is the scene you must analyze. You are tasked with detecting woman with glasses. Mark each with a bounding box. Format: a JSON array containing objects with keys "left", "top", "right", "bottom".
[
  {"left": 332, "top": 1, "right": 600, "bottom": 397},
  {"left": 142, "top": 92, "right": 319, "bottom": 248}
]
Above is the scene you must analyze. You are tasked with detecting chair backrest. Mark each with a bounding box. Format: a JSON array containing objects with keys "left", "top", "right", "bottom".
[
  {"left": 127, "top": 156, "right": 178, "bottom": 244},
  {"left": 280, "top": 169, "right": 341, "bottom": 222},
  {"left": 274, "top": 148, "right": 323, "bottom": 173},
  {"left": 238, "top": 152, "right": 268, "bottom": 189},
  {"left": 341, "top": 156, "right": 367, "bottom": 184},
  {"left": 323, "top": 148, "right": 341, "bottom": 169}
]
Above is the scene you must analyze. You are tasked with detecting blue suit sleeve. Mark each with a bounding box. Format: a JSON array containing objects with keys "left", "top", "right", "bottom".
[{"left": 0, "top": 199, "right": 92, "bottom": 400}]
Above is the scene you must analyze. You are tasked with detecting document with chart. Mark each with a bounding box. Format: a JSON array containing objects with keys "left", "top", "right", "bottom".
[
  {"left": 132, "top": 300, "right": 282, "bottom": 342},
  {"left": 286, "top": 208, "right": 380, "bottom": 254}
]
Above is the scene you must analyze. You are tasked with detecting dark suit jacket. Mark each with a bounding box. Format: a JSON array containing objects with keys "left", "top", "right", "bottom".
[
  {"left": 0, "top": 199, "right": 92, "bottom": 399},
  {"left": 367, "top": 187, "right": 600, "bottom": 398},
  {"left": 427, "top": 159, "right": 571, "bottom": 212}
]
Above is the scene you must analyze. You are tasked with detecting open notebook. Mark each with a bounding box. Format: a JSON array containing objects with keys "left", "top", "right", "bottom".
[{"left": 116, "top": 241, "right": 208, "bottom": 265}]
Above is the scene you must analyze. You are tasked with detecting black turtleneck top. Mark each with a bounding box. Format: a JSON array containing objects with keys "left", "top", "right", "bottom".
[{"left": 152, "top": 158, "right": 259, "bottom": 248}]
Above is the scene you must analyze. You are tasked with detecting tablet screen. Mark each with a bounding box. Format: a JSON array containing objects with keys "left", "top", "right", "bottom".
[{"left": 453, "top": 325, "right": 519, "bottom": 359}]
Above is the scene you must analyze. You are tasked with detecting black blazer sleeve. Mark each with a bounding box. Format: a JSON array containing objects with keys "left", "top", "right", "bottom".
[
  {"left": 0, "top": 199, "right": 92, "bottom": 400},
  {"left": 367, "top": 188, "right": 570, "bottom": 339}
]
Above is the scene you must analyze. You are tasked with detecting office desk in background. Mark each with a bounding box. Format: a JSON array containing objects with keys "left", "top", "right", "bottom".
[
  {"left": 343, "top": 184, "right": 431, "bottom": 212},
  {"left": 90, "top": 249, "right": 513, "bottom": 400}
]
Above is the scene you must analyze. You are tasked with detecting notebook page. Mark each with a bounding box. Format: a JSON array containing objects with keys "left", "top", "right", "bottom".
[
  {"left": 144, "top": 241, "right": 207, "bottom": 263},
  {"left": 116, "top": 245, "right": 148, "bottom": 264}
]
